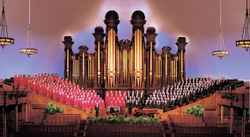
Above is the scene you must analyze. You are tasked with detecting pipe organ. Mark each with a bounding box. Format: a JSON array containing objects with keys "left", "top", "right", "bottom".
[{"left": 63, "top": 10, "right": 188, "bottom": 90}]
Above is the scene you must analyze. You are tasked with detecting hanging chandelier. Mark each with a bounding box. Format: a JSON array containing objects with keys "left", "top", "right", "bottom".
[
  {"left": 0, "top": 0, "right": 14, "bottom": 48},
  {"left": 212, "top": 0, "right": 229, "bottom": 59},
  {"left": 236, "top": 0, "right": 250, "bottom": 51},
  {"left": 20, "top": 0, "right": 38, "bottom": 57}
]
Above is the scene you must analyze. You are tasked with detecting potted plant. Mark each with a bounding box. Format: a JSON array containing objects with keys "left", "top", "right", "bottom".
[
  {"left": 43, "top": 102, "right": 63, "bottom": 120},
  {"left": 185, "top": 104, "right": 205, "bottom": 117}
]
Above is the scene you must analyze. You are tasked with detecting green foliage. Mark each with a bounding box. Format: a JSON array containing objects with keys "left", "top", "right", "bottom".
[
  {"left": 43, "top": 102, "right": 63, "bottom": 120},
  {"left": 185, "top": 104, "right": 205, "bottom": 117},
  {"left": 87, "top": 116, "right": 162, "bottom": 126}
]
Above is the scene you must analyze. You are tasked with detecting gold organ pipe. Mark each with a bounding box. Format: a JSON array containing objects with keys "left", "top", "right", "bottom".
[
  {"left": 165, "top": 54, "right": 167, "bottom": 82},
  {"left": 170, "top": 60, "right": 173, "bottom": 82},
  {"left": 113, "top": 30, "right": 115, "bottom": 75},
  {"left": 104, "top": 64, "right": 106, "bottom": 80},
  {"left": 135, "top": 30, "right": 137, "bottom": 73},
  {"left": 139, "top": 31, "right": 141, "bottom": 87},
  {"left": 175, "top": 58, "right": 177, "bottom": 82},
  {"left": 125, "top": 50, "right": 127, "bottom": 82},
  {"left": 156, "top": 57, "right": 158, "bottom": 83},
  {"left": 137, "top": 30, "right": 140, "bottom": 87},
  {"left": 98, "top": 41, "right": 100, "bottom": 75},
  {"left": 66, "top": 49, "right": 69, "bottom": 78},
  {"left": 92, "top": 57, "right": 94, "bottom": 80},
  {"left": 88, "top": 56, "right": 90, "bottom": 80},
  {"left": 134, "top": 30, "right": 137, "bottom": 86},
  {"left": 106, "top": 29, "right": 116, "bottom": 87},
  {"left": 136, "top": 30, "right": 140, "bottom": 87},
  {"left": 123, "top": 50, "right": 128, "bottom": 82},
  {"left": 139, "top": 30, "right": 142, "bottom": 71},
  {"left": 89, "top": 56, "right": 91, "bottom": 80},
  {"left": 82, "top": 53, "right": 85, "bottom": 81},
  {"left": 181, "top": 50, "right": 183, "bottom": 78},
  {"left": 72, "top": 57, "right": 75, "bottom": 77},
  {"left": 139, "top": 30, "right": 142, "bottom": 87},
  {"left": 137, "top": 30, "right": 139, "bottom": 72},
  {"left": 150, "top": 42, "right": 153, "bottom": 81},
  {"left": 108, "top": 30, "right": 110, "bottom": 72},
  {"left": 159, "top": 56, "right": 162, "bottom": 81},
  {"left": 113, "top": 30, "right": 116, "bottom": 86},
  {"left": 176, "top": 57, "right": 178, "bottom": 82},
  {"left": 158, "top": 57, "right": 160, "bottom": 84},
  {"left": 117, "top": 41, "right": 119, "bottom": 77},
  {"left": 98, "top": 41, "right": 100, "bottom": 84},
  {"left": 110, "top": 30, "right": 113, "bottom": 73},
  {"left": 173, "top": 60, "right": 175, "bottom": 82},
  {"left": 174, "top": 58, "right": 176, "bottom": 82}
]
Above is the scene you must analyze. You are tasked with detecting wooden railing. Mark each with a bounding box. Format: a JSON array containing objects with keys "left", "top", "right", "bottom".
[
  {"left": 173, "top": 126, "right": 229, "bottom": 134},
  {"left": 169, "top": 115, "right": 205, "bottom": 127},
  {"left": 18, "top": 125, "right": 77, "bottom": 137},
  {"left": 174, "top": 133, "right": 234, "bottom": 137},
  {"left": 86, "top": 123, "right": 164, "bottom": 137},
  {"left": 42, "top": 114, "right": 80, "bottom": 126}
]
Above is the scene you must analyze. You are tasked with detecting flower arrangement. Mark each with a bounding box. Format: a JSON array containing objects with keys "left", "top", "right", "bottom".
[{"left": 87, "top": 115, "right": 161, "bottom": 126}]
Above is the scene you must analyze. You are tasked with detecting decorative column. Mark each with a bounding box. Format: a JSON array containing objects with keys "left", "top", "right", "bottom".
[
  {"left": 145, "top": 27, "right": 157, "bottom": 88},
  {"left": 130, "top": 10, "right": 146, "bottom": 88},
  {"left": 93, "top": 27, "right": 105, "bottom": 88},
  {"left": 78, "top": 46, "right": 89, "bottom": 87},
  {"left": 104, "top": 10, "right": 120, "bottom": 88},
  {"left": 176, "top": 37, "right": 188, "bottom": 81},
  {"left": 63, "top": 36, "right": 74, "bottom": 81}
]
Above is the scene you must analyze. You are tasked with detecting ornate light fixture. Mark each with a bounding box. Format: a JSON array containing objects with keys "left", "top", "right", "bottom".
[
  {"left": 0, "top": 0, "right": 14, "bottom": 48},
  {"left": 212, "top": 0, "right": 229, "bottom": 59},
  {"left": 20, "top": 0, "right": 38, "bottom": 57},
  {"left": 236, "top": 0, "right": 250, "bottom": 51}
]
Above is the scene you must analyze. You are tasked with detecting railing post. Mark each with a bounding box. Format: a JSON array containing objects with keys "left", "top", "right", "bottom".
[
  {"left": 230, "top": 107, "right": 234, "bottom": 134},
  {"left": 220, "top": 105, "right": 224, "bottom": 124},
  {"left": 242, "top": 117, "right": 245, "bottom": 137},
  {"left": 15, "top": 104, "right": 19, "bottom": 132}
]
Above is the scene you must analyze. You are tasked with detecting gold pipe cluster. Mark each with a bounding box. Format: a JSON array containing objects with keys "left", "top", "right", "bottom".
[
  {"left": 123, "top": 50, "right": 128, "bottom": 82},
  {"left": 107, "top": 29, "right": 116, "bottom": 87},
  {"left": 134, "top": 29, "right": 143, "bottom": 87}
]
